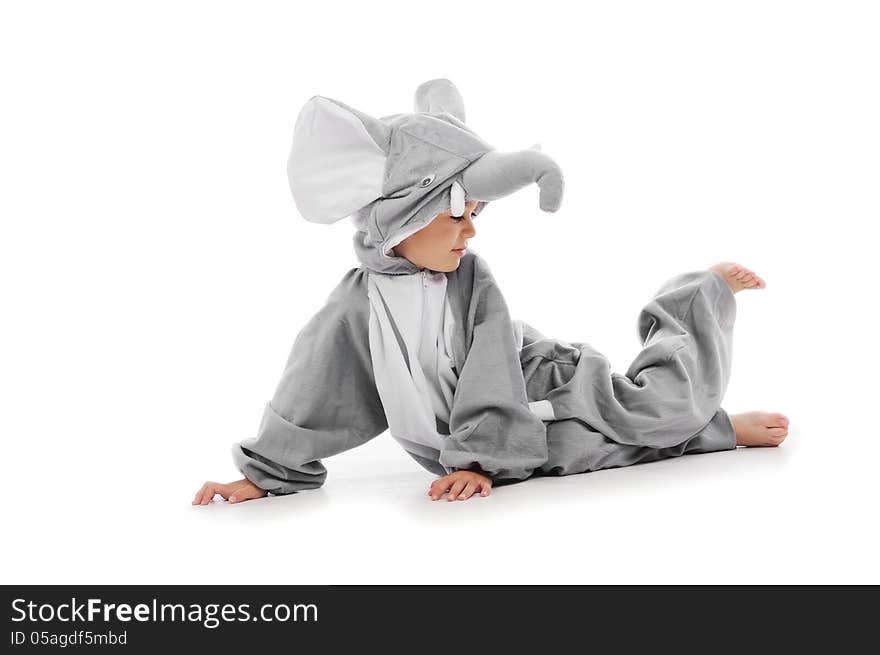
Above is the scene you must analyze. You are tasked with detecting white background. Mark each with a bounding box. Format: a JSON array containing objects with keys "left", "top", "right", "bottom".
[{"left": 2, "top": 0, "right": 877, "bottom": 584}]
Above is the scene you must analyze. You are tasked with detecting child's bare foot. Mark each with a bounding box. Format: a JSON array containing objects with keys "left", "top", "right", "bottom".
[
  {"left": 709, "top": 262, "right": 766, "bottom": 293},
  {"left": 731, "top": 411, "right": 790, "bottom": 447}
]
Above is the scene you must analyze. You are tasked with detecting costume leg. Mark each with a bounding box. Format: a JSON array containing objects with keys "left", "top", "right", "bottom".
[
  {"left": 522, "top": 269, "right": 736, "bottom": 450},
  {"left": 539, "top": 406, "right": 736, "bottom": 476}
]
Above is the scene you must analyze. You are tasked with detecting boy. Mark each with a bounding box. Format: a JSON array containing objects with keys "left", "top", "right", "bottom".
[{"left": 193, "top": 79, "right": 789, "bottom": 506}]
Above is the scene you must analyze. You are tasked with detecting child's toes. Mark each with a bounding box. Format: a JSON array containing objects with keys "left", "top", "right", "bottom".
[
  {"left": 770, "top": 413, "right": 789, "bottom": 427},
  {"left": 768, "top": 426, "right": 788, "bottom": 437}
]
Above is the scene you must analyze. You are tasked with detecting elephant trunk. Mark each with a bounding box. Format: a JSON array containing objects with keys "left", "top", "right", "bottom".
[{"left": 461, "top": 149, "right": 564, "bottom": 212}]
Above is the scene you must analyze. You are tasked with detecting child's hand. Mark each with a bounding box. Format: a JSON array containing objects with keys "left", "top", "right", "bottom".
[
  {"left": 428, "top": 470, "right": 492, "bottom": 501},
  {"left": 192, "top": 478, "right": 268, "bottom": 505}
]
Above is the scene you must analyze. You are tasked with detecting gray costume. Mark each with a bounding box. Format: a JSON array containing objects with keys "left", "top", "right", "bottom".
[{"left": 231, "top": 79, "right": 736, "bottom": 494}]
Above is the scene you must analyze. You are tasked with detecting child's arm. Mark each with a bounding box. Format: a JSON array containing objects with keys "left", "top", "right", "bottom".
[
  {"left": 439, "top": 256, "right": 549, "bottom": 484},
  {"left": 208, "top": 268, "right": 387, "bottom": 500}
]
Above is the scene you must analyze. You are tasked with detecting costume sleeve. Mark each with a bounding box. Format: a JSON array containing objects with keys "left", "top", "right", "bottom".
[
  {"left": 439, "top": 259, "right": 549, "bottom": 484},
  {"left": 231, "top": 268, "right": 388, "bottom": 495}
]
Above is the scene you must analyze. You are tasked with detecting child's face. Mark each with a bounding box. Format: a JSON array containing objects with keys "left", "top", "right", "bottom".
[{"left": 392, "top": 200, "right": 478, "bottom": 272}]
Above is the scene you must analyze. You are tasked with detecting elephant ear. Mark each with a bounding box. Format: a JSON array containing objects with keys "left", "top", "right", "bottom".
[
  {"left": 286, "top": 96, "right": 391, "bottom": 224},
  {"left": 413, "top": 78, "right": 466, "bottom": 122}
]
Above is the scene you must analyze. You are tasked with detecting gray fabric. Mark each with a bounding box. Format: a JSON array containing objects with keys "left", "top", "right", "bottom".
[
  {"left": 519, "top": 269, "right": 737, "bottom": 477},
  {"left": 232, "top": 254, "right": 737, "bottom": 494},
  {"left": 231, "top": 251, "right": 547, "bottom": 492},
  {"left": 230, "top": 267, "right": 387, "bottom": 494},
  {"left": 540, "top": 407, "right": 735, "bottom": 477},
  {"left": 438, "top": 252, "right": 549, "bottom": 481},
  {"left": 461, "top": 149, "right": 564, "bottom": 213},
  {"left": 414, "top": 78, "right": 467, "bottom": 122}
]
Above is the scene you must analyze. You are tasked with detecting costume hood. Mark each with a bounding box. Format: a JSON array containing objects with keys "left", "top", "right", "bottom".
[{"left": 286, "top": 78, "right": 565, "bottom": 274}]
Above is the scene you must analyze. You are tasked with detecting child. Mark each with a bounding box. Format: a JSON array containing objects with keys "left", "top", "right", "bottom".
[{"left": 193, "top": 79, "right": 789, "bottom": 506}]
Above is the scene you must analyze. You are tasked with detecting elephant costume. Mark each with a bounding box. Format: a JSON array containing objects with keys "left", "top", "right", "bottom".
[{"left": 230, "top": 79, "right": 737, "bottom": 494}]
